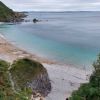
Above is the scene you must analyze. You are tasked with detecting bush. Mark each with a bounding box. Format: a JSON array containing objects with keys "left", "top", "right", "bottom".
[{"left": 69, "top": 54, "right": 100, "bottom": 100}]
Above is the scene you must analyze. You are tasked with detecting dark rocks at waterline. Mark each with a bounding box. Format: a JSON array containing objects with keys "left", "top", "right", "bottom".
[
  {"left": 8, "top": 12, "right": 27, "bottom": 23},
  {"left": 32, "top": 19, "right": 49, "bottom": 24},
  {"left": 14, "top": 12, "right": 27, "bottom": 22},
  {"left": 24, "top": 19, "right": 30, "bottom": 22},
  {"left": 33, "top": 18, "right": 39, "bottom": 23}
]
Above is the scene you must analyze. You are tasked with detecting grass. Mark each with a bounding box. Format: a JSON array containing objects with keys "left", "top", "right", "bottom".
[{"left": 0, "top": 59, "right": 28, "bottom": 100}]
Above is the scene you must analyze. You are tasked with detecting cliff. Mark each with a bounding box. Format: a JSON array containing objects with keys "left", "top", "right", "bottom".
[
  {"left": 0, "top": 58, "right": 51, "bottom": 100},
  {"left": 0, "top": 1, "right": 26, "bottom": 22},
  {"left": 10, "top": 58, "right": 51, "bottom": 97}
]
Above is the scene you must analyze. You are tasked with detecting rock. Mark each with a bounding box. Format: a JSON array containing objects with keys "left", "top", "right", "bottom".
[
  {"left": 10, "top": 58, "right": 51, "bottom": 97},
  {"left": 27, "top": 73, "right": 51, "bottom": 97},
  {"left": 31, "top": 93, "right": 45, "bottom": 100},
  {"left": 33, "top": 18, "right": 39, "bottom": 23}
]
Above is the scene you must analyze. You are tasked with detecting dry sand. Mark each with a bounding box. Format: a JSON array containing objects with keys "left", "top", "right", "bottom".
[
  {"left": 44, "top": 64, "right": 92, "bottom": 100},
  {"left": 0, "top": 34, "right": 92, "bottom": 100}
]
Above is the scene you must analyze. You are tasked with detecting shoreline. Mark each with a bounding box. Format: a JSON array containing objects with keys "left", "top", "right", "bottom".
[
  {"left": 0, "top": 33, "right": 92, "bottom": 100},
  {"left": 0, "top": 33, "right": 57, "bottom": 64}
]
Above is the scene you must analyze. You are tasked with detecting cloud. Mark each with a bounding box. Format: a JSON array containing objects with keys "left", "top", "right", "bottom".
[{"left": 1, "top": 0, "right": 100, "bottom": 11}]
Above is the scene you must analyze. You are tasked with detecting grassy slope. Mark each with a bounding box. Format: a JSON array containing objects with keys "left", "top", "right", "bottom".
[
  {"left": 0, "top": 1, "right": 26, "bottom": 22},
  {"left": 0, "top": 60, "right": 28, "bottom": 100},
  {"left": 0, "top": 1, "right": 14, "bottom": 22}
]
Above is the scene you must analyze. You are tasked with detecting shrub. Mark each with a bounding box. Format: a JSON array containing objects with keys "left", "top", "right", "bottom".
[{"left": 69, "top": 54, "right": 100, "bottom": 100}]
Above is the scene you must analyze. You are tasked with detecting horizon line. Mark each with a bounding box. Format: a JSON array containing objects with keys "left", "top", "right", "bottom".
[{"left": 16, "top": 10, "right": 100, "bottom": 12}]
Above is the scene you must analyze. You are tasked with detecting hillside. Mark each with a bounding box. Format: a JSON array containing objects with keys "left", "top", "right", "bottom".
[
  {"left": 10, "top": 58, "right": 51, "bottom": 97},
  {"left": 0, "top": 58, "right": 51, "bottom": 100},
  {"left": 0, "top": 1, "right": 26, "bottom": 22}
]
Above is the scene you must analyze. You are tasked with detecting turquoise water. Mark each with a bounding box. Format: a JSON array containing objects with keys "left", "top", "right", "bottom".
[{"left": 0, "top": 11, "right": 100, "bottom": 68}]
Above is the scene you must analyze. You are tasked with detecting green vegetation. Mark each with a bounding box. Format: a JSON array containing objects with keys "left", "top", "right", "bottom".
[
  {"left": 0, "top": 59, "right": 29, "bottom": 100},
  {"left": 0, "top": 1, "right": 26, "bottom": 22},
  {"left": 10, "top": 58, "right": 47, "bottom": 90},
  {"left": 0, "top": 58, "right": 47, "bottom": 100},
  {"left": 0, "top": 1, "right": 14, "bottom": 22},
  {"left": 69, "top": 55, "right": 100, "bottom": 100}
]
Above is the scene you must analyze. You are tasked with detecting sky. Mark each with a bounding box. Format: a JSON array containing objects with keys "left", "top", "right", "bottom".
[{"left": 1, "top": 0, "right": 100, "bottom": 11}]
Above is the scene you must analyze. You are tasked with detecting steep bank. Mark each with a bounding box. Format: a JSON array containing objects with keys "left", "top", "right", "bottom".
[{"left": 10, "top": 58, "right": 51, "bottom": 97}]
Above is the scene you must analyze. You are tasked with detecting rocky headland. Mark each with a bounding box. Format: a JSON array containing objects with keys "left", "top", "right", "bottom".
[{"left": 0, "top": 1, "right": 26, "bottom": 22}]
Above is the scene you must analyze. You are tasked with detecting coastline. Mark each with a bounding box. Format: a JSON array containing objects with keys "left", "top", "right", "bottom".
[
  {"left": 0, "top": 33, "right": 56, "bottom": 64},
  {"left": 0, "top": 33, "right": 92, "bottom": 100}
]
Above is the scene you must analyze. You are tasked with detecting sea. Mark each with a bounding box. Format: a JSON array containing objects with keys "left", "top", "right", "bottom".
[{"left": 0, "top": 11, "right": 100, "bottom": 69}]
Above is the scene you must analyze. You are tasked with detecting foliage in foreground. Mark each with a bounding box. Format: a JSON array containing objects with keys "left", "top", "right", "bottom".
[
  {"left": 0, "top": 58, "right": 44, "bottom": 100},
  {"left": 69, "top": 55, "right": 100, "bottom": 100}
]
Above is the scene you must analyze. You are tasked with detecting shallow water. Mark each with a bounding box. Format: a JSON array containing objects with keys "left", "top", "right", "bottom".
[{"left": 0, "top": 11, "right": 100, "bottom": 68}]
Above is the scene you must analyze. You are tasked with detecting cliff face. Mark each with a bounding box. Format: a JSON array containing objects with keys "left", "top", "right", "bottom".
[
  {"left": 10, "top": 58, "right": 51, "bottom": 97},
  {"left": 0, "top": 1, "right": 26, "bottom": 22},
  {"left": 27, "top": 72, "right": 51, "bottom": 97}
]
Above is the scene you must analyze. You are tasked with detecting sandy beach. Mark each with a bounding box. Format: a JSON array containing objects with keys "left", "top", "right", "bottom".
[
  {"left": 0, "top": 34, "right": 56, "bottom": 64},
  {"left": 0, "top": 34, "right": 92, "bottom": 100}
]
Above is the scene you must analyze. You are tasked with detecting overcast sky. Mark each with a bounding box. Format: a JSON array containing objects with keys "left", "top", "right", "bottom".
[{"left": 1, "top": 0, "right": 100, "bottom": 11}]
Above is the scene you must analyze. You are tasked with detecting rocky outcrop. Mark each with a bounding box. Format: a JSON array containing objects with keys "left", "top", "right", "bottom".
[
  {"left": 33, "top": 18, "right": 39, "bottom": 23},
  {"left": 8, "top": 12, "right": 27, "bottom": 22},
  {"left": 10, "top": 58, "right": 51, "bottom": 98},
  {"left": 0, "top": 1, "right": 26, "bottom": 22},
  {"left": 27, "top": 73, "right": 51, "bottom": 97}
]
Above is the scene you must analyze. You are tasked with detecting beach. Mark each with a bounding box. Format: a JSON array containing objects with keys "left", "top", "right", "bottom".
[
  {"left": 0, "top": 34, "right": 56, "bottom": 64},
  {"left": 0, "top": 34, "right": 92, "bottom": 100}
]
